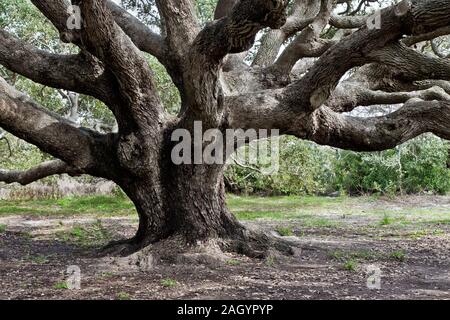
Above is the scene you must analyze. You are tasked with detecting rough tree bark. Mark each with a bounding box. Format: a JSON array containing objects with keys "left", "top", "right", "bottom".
[{"left": 1, "top": 0, "right": 450, "bottom": 258}]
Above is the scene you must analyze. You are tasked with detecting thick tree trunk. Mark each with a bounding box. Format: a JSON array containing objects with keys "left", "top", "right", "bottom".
[
  {"left": 166, "top": 165, "right": 244, "bottom": 243},
  {"left": 103, "top": 150, "right": 292, "bottom": 258}
]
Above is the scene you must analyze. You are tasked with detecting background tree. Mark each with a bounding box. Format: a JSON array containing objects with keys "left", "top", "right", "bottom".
[{"left": 1, "top": 0, "right": 450, "bottom": 257}]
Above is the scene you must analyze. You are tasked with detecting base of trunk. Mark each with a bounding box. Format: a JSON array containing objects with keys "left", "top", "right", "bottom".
[
  {"left": 100, "top": 224, "right": 296, "bottom": 261},
  {"left": 105, "top": 165, "right": 296, "bottom": 261}
]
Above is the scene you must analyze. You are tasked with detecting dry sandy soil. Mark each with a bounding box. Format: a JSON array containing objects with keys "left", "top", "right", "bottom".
[{"left": 0, "top": 195, "right": 449, "bottom": 300}]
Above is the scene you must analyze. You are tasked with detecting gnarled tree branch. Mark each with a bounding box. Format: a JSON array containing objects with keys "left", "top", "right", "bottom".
[
  {"left": 0, "top": 77, "right": 110, "bottom": 175},
  {"left": 105, "top": 0, "right": 168, "bottom": 63},
  {"left": 252, "top": 0, "right": 322, "bottom": 67},
  {"left": 270, "top": 0, "right": 334, "bottom": 74},
  {"left": 0, "top": 160, "right": 81, "bottom": 186},
  {"left": 182, "top": 0, "right": 289, "bottom": 125},
  {"left": 281, "top": 0, "right": 450, "bottom": 113},
  {"left": 295, "top": 100, "right": 450, "bottom": 151},
  {"left": 155, "top": 0, "right": 200, "bottom": 59},
  {"left": 0, "top": 29, "right": 117, "bottom": 104},
  {"left": 73, "top": 0, "right": 164, "bottom": 129}
]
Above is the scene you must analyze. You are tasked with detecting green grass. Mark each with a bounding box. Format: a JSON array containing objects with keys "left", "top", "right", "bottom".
[
  {"left": 0, "top": 196, "right": 135, "bottom": 217},
  {"left": 229, "top": 195, "right": 345, "bottom": 221},
  {"left": 265, "top": 255, "right": 276, "bottom": 267},
  {"left": 275, "top": 226, "right": 294, "bottom": 236},
  {"left": 160, "top": 278, "right": 178, "bottom": 288},
  {"left": 26, "top": 255, "right": 50, "bottom": 264},
  {"left": 54, "top": 281, "right": 69, "bottom": 290},
  {"left": 330, "top": 249, "right": 378, "bottom": 262},
  {"left": 330, "top": 248, "right": 409, "bottom": 265},
  {"left": 116, "top": 292, "right": 131, "bottom": 300},
  {"left": 99, "top": 272, "right": 115, "bottom": 278},
  {"left": 56, "top": 220, "right": 112, "bottom": 247},
  {"left": 380, "top": 214, "right": 393, "bottom": 226},
  {"left": 342, "top": 259, "right": 359, "bottom": 272},
  {"left": 389, "top": 250, "right": 407, "bottom": 262},
  {"left": 0, "top": 194, "right": 448, "bottom": 232},
  {"left": 0, "top": 224, "right": 6, "bottom": 233},
  {"left": 226, "top": 259, "right": 241, "bottom": 266}
]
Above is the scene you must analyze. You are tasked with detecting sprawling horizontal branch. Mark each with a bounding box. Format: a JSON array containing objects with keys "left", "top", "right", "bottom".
[
  {"left": 0, "top": 29, "right": 117, "bottom": 104},
  {"left": 0, "top": 77, "right": 108, "bottom": 173},
  {"left": 368, "top": 43, "right": 450, "bottom": 82},
  {"left": 403, "top": 26, "right": 450, "bottom": 46},
  {"left": 328, "top": 85, "right": 450, "bottom": 113},
  {"left": 226, "top": 90, "right": 450, "bottom": 153},
  {"left": 296, "top": 100, "right": 450, "bottom": 151},
  {"left": 329, "top": 13, "right": 367, "bottom": 29},
  {"left": 225, "top": 89, "right": 291, "bottom": 132},
  {"left": 0, "top": 160, "right": 80, "bottom": 186}
]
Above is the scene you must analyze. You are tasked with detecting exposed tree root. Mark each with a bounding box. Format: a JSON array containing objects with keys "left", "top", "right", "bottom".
[
  {"left": 225, "top": 226, "right": 297, "bottom": 259},
  {"left": 100, "top": 237, "right": 151, "bottom": 257},
  {"left": 99, "top": 226, "right": 299, "bottom": 270}
]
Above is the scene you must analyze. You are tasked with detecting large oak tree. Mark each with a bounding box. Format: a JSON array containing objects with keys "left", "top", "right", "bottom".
[{"left": 1, "top": 0, "right": 450, "bottom": 257}]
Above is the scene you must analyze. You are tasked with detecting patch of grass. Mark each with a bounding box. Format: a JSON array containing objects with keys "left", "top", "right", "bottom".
[
  {"left": 0, "top": 206, "right": 47, "bottom": 215},
  {"left": 229, "top": 195, "right": 347, "bottom": 221},
  {"left": 54, "top": 281, "right": 69, "bottom": 290},
  {"left": 427, "top": 219, "right": 450, "bottom": 226},
  {"left": 234, "top": 210, "right": 289, "bottom": 221},
  {"left": 117, "top": 292, "right": 131, "bottom": 300},
  {"left": 55, "top": 196, "right": 134, "bottom": 215},
  {"left": 226, "top": 259, "right": 241, "bottom": 266},
  {"left": 0, "top": 224, "right": 6, "bottom": 233},
  {"left": 342, "top": 259, "right": 358, "bottom": 272},
  {"left": 408, "top": 228, "right": 445, "bottom": 240},
  {"left": 265, "top": 255, "right": 277, "bottom": 267},
  {"left": 409, "top": 229, "right": 433, "bottom": 239},
  {"left": 330, "top": 249, "right": 379, "bottom": 262},
  {"left": 21, "top": 231, "right": 33, "bottom": 240},
  {"left": 0, "top": 196, "right": 135, "bottom": 217},
  {"left": 350, "top": 250, "right": 377, "bottom": 261},
  {"left": 431, "top": 229, "right": 446, "bottom": 236},
  {"left": 389, "top": 250, "right": 407, "bottom": 262},
  {"left": 275, "top": 226, "right": 294, "bottom": 237},
  {"left": 160, "top": 278, "right": 178, "bottom": 288},
  {"left": 57, "top": 220, "right": 111, "bottom": 247},
  {"left": 99, "top": 271, "right": 115, "bottom": 278},
  {"left": 27, "top": 255, "right": 50, "bottom": 264},
  {"left": 380, "top": 214, "right": 393, "bottom": 226}
]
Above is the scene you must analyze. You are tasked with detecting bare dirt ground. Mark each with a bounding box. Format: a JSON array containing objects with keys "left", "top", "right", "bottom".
[{"left": 0, "top": 195, "right": 449, "bottom": 300}]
